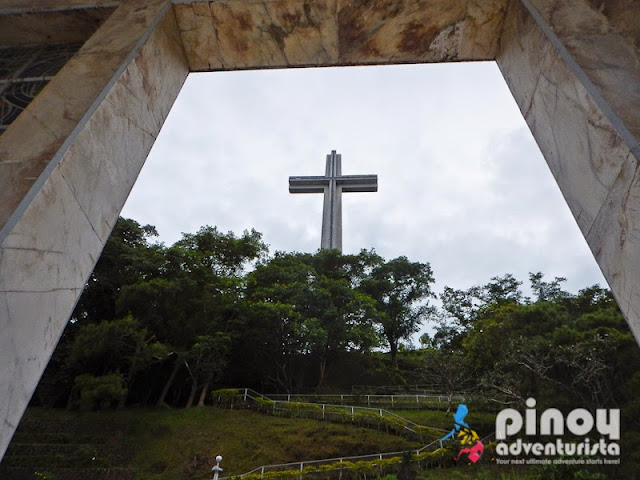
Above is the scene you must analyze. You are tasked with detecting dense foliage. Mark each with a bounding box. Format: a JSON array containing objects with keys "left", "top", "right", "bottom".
[
  {"left": 27, "top": 216, "right": 640, "bottom": 477},
  {"left": 35, "top": 218, "right": 435, "bottom": 407},
  {"left": 35, "top": 218, "right": 640, "bottom": 431},
  {"left": 422, "top": 273, "right": 640, "bottom": 413}
]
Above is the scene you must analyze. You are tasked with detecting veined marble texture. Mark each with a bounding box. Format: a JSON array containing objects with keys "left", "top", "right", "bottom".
[
  {"left": 0, "top": 0, "right": 188, "bottom": 461},
  {"left": 497, "top": 0, "right": 640, "bottom": 341},
  {"left": 173, "top": 0, "right": 509, "bottom": 70}
]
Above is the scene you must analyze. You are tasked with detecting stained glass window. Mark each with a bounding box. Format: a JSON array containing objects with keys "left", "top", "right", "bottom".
[{"left": 0, "top": 43, "right": 82, "bottom": 134}]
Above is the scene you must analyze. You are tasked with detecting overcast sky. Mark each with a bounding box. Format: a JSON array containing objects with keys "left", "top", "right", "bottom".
[{"left": 121, "top": 61, "right": 607, "bottom": 316}]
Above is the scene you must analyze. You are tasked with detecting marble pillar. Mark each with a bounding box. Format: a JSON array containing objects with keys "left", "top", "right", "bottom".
[
  {"left": 497, "top": 0, "right": 640, "bottom": 343},
  {"left": 0, "top": 0, "right": 188, "bottom": 459}
]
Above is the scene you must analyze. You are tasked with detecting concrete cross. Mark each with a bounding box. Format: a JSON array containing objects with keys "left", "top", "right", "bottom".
[{"left": 289, "top": 151, "right": 378, "bottom": 251}]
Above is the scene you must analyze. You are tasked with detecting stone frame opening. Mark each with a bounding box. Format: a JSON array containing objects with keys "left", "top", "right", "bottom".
[{"left": 0, "top": 0, "right": 639, "bottom": 460}]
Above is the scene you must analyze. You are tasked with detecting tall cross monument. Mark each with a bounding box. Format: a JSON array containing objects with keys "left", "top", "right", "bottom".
[{"left": 289, "top": 151, "right": 378, "bottom": 251}]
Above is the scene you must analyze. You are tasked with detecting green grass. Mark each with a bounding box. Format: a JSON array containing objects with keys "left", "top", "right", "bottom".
[
  {"left": 124, "top": 408, "right": 422, "bottom": 479},
  {"left": 6, "top": 407, "right": 422, "bottom": 480},
  {"left": 8, "top": 407, "right": 627, "bottom": 480}
]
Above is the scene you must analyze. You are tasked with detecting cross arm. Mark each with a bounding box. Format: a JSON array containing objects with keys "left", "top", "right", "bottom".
[
  {"left": 337, "top": 174, "right": 378, "bottom": 192},
  {"left": 289, "top": 176, "right": 330, "bottom": 193}
]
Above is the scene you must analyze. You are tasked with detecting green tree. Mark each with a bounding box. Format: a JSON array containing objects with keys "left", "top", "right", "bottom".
[
  {"left": 242, "top": 252, "right": 316, "bottom": 390},
  {"left": 529, "top": 271, "right": 570, "bottom": 302},
  {"left": 361, "top": 256, "right": 435, "bottom": 367},
  {"left": 66, "top": 315, "right": 167, "bottom": 408},
  {"left": 421, "top": 349, "right": 470, "bottom": 411},
  {"left": 243, "top": 250, "right": 379, "bottom": 388},
  {"left": 117, "top": 226, "right": 267, "bottom": 405},
  {"left": 72, "top": 217, "right": 164, "bottom": 323},
  {"left": 184, "top": 333, "right": 231, "bottom": 408}
]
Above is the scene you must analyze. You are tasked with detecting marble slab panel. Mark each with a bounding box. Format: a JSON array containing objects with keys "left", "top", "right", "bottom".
[
  {"left": 527, "top": 51, "right": 630, "bottom": 234},
  {"left": 107, "top": 10, "right": 189, "bottom": 137},
  {"left": 0, "top": 167, "right": 101, "bottom": 459},
  {"left": 58, "top": 10, "right": 188, "bottom": 241},
  {"left": 460, "top": 0, "right": 509, "bottom": 59},
  {"left": 0, "top": 0, "right": 187, "bottom": 461},
  {"left": 175, "top": 0, "right": 509, "bottom": 70},
  {"left": 585, "top": 154, "right": 640, "bottom": 344},
  {"left": 0, "top": 167, "right": 101, "bottom": 294},
  {"left": 0, "top": 288, "right": 80, "bottom": 458},
  {"left": 496, "top": 0, "right": 554, "bottom": 116},
  {"left": 498, "top": 0, "right": 640, "bottom": 345},
  {"left": 0, "top": 0, "right": 170, "bottom": 233},
  {"left": 497, "top": 0, "right": 634, "bottom": 235},
  {"left": 337, "top": 0, "right": 464, "bottom": 64},
  {"left": 593, "top": 0, "right": 640, "bottom": 52},
  {"left": 175, "top": 0, "right": 339, "bottom": 70},
  {"left": 528, "top": 0, "right": 640, "bottom": 150}
]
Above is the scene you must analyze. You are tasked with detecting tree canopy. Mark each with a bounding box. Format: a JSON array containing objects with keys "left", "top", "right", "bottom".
[{"left": 36, "top": 216, "right": 640, "bottom": 438}]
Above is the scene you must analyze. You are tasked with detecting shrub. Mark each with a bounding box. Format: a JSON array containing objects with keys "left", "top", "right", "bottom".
[
  {"left": 71, "top": 374, "right": 126, "bottom": 411},
  {"left": 324, "top": 406, "right": 352, "bottom": 423},
  {"left": 413, "top": 425, "right": 441, "bottom": 439},
  {"left": 212, "top": 388, "right": 242, "bottom": 407},
  {"left": 253, "top": 397, "right": 276, "bottom": 413},
  {"left": 353, "top": 410, "right": 381, "bottom": 426},
  {"left": 381, "top": 416, "right": 406, "bottom": 432}
]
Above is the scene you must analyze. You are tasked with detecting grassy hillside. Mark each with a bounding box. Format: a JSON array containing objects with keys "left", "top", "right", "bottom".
[
  {"left": 3, "top": 405, "right": 626, "bottom": 480},
  {"left": 1, "top": 407, "right": 421, "bottom": 480}
]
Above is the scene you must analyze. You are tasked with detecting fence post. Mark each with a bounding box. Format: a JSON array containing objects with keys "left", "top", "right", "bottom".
[
  {"left": 261, "top": 467, "right": 265, "bottom": 479},
  {"left": 367, "top": 395, "right": 370, "bottom": 407},
  {"left": 300, "top": 462, "right": 303, "bottom": 480},
  {"left": 351, "top": 406, "right": 354, "bottom": 420},
  {"left": 244, "top": 388, "right": 248, "bottom": 402},
  {"left": 322, "top": 404, "right": 325, "bottom": 419},
  {"left": 391, "top": 396, "right": 394, "bottom": 408},
  {"left": 288, "top": 394, "right": 291, "bottom": 402}
]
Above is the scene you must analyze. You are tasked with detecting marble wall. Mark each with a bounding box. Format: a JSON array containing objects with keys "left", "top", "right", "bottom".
[
  {"left": 0, "top": 0, "right": 188, "bottom": 460},
  {"left": 497, "top": 0, "right": 640, "bottom": 342},
  {"left": 173, "top": 0, "right": 509, "bottom": 70}
]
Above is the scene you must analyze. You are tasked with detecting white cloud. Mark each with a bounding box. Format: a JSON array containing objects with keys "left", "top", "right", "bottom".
[{"left": 122, "top": 61, "right": 606, "bottom": 302}]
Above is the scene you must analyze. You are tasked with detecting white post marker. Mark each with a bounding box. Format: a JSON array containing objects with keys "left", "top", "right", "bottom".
[{"left": 212, "top": 455, "right": 223, "bottom": 480}]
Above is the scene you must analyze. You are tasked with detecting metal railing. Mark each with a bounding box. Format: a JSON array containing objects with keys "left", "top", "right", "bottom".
[
  {"left": 221, "top": 431, "right": 496, "bottom": 479},
  {"left": 351, "top": 384, "right": 473, "bottom": 396},
  {"left": 221, "top": 438, "right": 444, "bottom": 479},
  {"left": 263, "top": 392, "right": 465, "bottom": 410},
  {"left": 221, "top": 389, "right": 447, "bottom": 440}
]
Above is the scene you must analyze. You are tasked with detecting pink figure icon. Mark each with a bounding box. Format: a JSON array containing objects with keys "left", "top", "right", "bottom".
[{"left": 455, "top": 440, "right": 484, "bottom": 464}]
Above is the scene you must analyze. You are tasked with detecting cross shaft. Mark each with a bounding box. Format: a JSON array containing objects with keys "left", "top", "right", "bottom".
[{"left": 289, "top": 151, "right": 378, "bottom": 251}]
